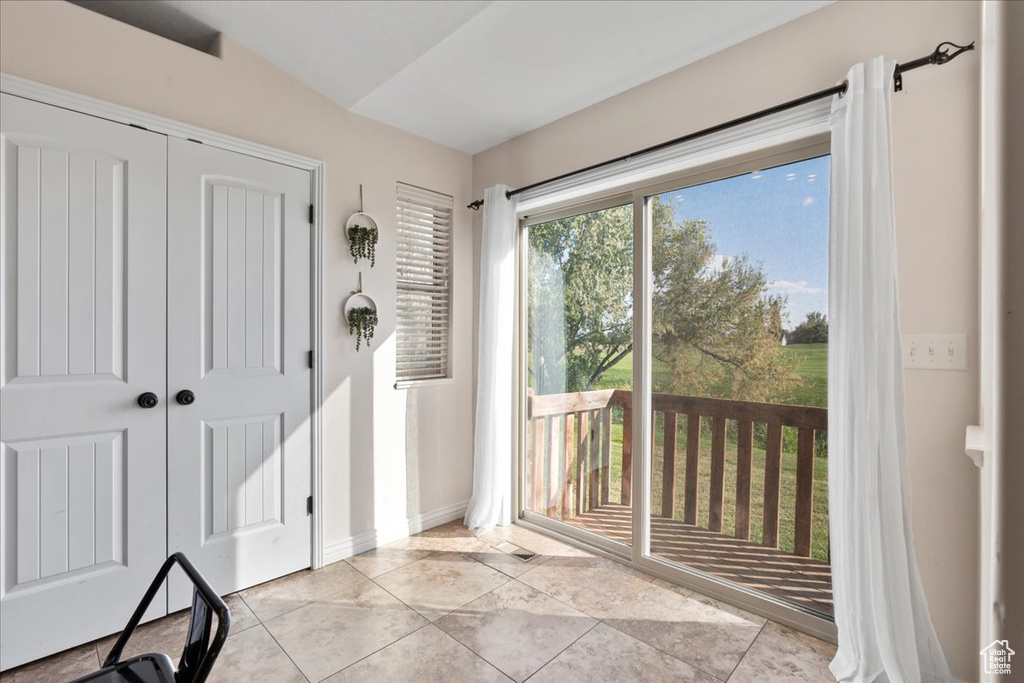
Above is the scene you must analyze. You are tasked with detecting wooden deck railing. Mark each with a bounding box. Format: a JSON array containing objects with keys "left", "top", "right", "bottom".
[{"left": 526, "top": 389, "right": 827, "bottom": 558}]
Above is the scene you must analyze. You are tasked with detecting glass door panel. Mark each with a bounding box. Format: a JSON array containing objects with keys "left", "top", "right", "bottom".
[
  {"left": 645, "top": 156, "right": 833, "bottom": 617},
  {"left": 523, "top": 202, "right": 633, "bottom": 546}
]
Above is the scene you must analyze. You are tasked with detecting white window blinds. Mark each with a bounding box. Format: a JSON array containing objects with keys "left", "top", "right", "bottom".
[{"left": 396, "top": 183, "right": 453, "bottom": 383}]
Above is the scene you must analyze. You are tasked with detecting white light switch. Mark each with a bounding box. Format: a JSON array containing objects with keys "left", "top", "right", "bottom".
[{"left": 902, "top": 334, "right": 967, "bottom": 370}]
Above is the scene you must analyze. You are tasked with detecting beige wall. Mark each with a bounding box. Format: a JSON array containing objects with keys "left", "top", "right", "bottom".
[
  {"left": 0, "top": 1, "right": 477, "bottom": 560},
  {"left": 473, "top": 1, "right": 982, "bottom": 678},
  {"left": 1001, "top": 0, "right": 1024, "bottom": 654}
]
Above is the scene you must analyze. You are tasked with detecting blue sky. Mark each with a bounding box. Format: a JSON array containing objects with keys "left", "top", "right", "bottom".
[{"left": 660, "top": 155, "right": 830, "bottom": 329}]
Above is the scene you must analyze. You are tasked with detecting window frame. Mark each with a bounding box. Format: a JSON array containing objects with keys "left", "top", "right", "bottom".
[
  {"left": 517, "top": 191, "right": 635, "bottom": 557},
  {"left": 394, "top": 182, "right": 455, "bottom": 389}
]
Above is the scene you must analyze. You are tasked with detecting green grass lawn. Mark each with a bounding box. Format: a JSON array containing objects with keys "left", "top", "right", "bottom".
[
  {"left": 596, "top": 344, "right": 827, "bottom": 408},
  {"left": 779, "top": 343, "right": 828, "bottom": 408},
  {"left": 596, "top": 351, "right": 673, "bottom": 389},
  {"left": 540, "top": 342, "right": 830, "bottom": 562}
]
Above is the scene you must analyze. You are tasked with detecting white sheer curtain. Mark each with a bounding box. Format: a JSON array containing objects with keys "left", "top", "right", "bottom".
[
  {"left": 464, "top": 185, "right": 519, "bottom": 531},
  {"left": 828, "top": 57, "right": 956, "bottom": 683}
]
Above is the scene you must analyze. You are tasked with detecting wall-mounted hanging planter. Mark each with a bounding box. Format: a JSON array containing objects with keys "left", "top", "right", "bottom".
[
  {"left": 346, "top": 184, "right": 378, "bottom": 267},
  {"left": 344, "top": 273, "right": 378, "bottom": 351}
]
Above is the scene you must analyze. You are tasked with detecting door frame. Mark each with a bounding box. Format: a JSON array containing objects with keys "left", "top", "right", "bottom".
[
  {"left": 628, "top": 142, "right": 834, "bottom": 643},
  {"left": 513, "top": 136, "right": 838, "bottom": 644},
  {"left": 0, "top": 73, "right": 328, "bottom": 570}
]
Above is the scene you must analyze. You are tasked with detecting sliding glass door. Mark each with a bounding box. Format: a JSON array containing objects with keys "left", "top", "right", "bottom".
[
  {"left": 519, "top": 142, "right": 834, "bottom": 633},
  {"left": 521, "top": 198, "right": 634, "bottom": 547},
  {"left": 639, "top": 152, "right": 833, "bottom": 620}
]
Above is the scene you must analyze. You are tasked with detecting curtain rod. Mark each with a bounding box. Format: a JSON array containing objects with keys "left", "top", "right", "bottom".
[{"left": 467, "top": 40, "right": 974, "bottom": 211}]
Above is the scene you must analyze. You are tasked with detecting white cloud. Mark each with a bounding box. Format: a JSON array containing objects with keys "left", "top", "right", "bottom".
[
  {"left": 706, "top": 253, "right": 728, "bottom": 274},
  {"left": 768, "top": 279, "right": 823, "bottom": 295},
  {"left": 803, "top": 196, "right": 815, "bottom": 206}
]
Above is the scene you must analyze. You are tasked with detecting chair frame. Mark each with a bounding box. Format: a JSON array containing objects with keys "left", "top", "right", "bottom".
[{"left": 99, "top": 553, "right": 231, "bottom": 683}]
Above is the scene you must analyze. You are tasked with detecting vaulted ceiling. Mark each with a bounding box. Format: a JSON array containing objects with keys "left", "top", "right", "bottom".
[{"left": 73, "top": 0, "right": 831, "bottom": 154}]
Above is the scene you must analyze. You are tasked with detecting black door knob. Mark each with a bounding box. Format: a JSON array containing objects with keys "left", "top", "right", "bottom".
[
  {"left": 137, "top": 392, "right": 159, "bottom": 409},
  {"left": 176, "top": 390, "right": 196, "bottom": 406}
]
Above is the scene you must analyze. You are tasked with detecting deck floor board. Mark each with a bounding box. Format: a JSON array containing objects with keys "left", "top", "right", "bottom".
[{"left": 571, "top": 503, "right": 834, "bottom": 618}]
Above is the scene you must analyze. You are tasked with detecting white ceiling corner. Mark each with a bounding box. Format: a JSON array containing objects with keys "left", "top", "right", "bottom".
[{"left": 72, "top": 0, "right": 831, "bottom": 154}]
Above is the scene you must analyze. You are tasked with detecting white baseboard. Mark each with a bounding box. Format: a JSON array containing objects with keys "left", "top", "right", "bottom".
[{"left": 322, "top": 500, "right": 469, "bottom": 566}]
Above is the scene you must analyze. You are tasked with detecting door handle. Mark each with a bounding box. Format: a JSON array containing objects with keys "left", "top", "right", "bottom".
[
  {"left": 137, "top": 392, "right": 159, "bottom": 409},
  {"left": 176, "top": 390, "right": 196, "bottom": 406}
]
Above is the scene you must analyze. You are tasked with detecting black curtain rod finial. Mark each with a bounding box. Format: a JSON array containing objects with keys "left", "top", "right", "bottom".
[
  {"left": 894, "top": 40, "right": 974, "bottom": 91},
  {"left": 465, "top": 195, "right": 511, "bottom": 211},
  {"left": 931, "top": 40, "right": 975, "bottom": 65}
]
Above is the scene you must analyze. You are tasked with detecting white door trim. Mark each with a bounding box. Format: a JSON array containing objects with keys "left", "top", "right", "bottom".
[
  {"left": 973, "top": 4, "right": 1006, "bottom": 678},
  {"left": 0, "top": 72, "right": 327, "bottom": 570}
]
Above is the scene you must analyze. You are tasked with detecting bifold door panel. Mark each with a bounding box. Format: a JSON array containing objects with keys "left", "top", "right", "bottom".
[
  {"left": 166, "top": 138, "right": 312, "bottom": 610},
  {"left": 0, "top": 93, "right": 169, "bottom": 669},
  {"left": 0, "top": 95, "right": 313, "bottom": 669}
]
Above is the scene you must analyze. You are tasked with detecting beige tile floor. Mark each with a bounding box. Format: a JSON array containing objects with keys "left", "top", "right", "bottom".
[{"left": 1, "top": 521, "right": 837, "bottom": 683}]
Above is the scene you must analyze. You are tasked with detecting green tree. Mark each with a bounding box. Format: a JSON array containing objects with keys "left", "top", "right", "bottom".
[
  {"left": 528, "top": 204, "right": 633, "bottom": 392},
  {"left": 789, "top": 311, "right": 829, "bottom": 344},
  {"left": 528, "top": 197, "right": 800, "bottom": 402},
  {"left": 651, "top": 200, "right": 798, "bottom": 403}
]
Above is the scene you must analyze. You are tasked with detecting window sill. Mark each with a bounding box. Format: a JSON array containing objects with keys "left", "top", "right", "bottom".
[{"left": 394, "top": 377, "right": 455, "bottom": 390}]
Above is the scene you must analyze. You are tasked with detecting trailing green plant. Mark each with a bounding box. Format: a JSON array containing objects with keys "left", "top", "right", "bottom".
[
  {"left": 347, "top": 224, "right": 378, "bottom": 267},
  {"left": 348, "top": 306, "right": 378, "bottom": 351}
]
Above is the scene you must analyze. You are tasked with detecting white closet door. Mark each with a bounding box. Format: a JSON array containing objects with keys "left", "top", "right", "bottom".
[
  {"left": 0, "top": 94, "right": 168, "bottom": 670},
  {"left": 166, "top": 138, "right": 311, "bottom": 608}
]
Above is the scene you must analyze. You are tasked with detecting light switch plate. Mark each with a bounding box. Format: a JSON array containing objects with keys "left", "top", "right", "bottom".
[{"left": 902, "top": 333, "right": 967, "bottom": 370}]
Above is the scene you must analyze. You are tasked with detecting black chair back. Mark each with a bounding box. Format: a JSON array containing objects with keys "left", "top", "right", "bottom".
[
  {"left": 102, "top": 553, "right": 230, "bottom": 683},
  {"left": 177, "top": 586, "right": 215, "bottom": 682}
]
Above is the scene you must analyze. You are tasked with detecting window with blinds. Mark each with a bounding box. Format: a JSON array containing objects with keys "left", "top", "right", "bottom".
[{"left": 396, "top": 183, "right": 453, "bottom": 384}]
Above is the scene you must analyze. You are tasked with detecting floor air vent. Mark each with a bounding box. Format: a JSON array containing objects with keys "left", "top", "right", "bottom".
[
  {"left": 494, "top": 540, "right": 538, "bottom": 561},
  {"left": 510, "top": 547, "right": 537, "bottom": 562}
]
